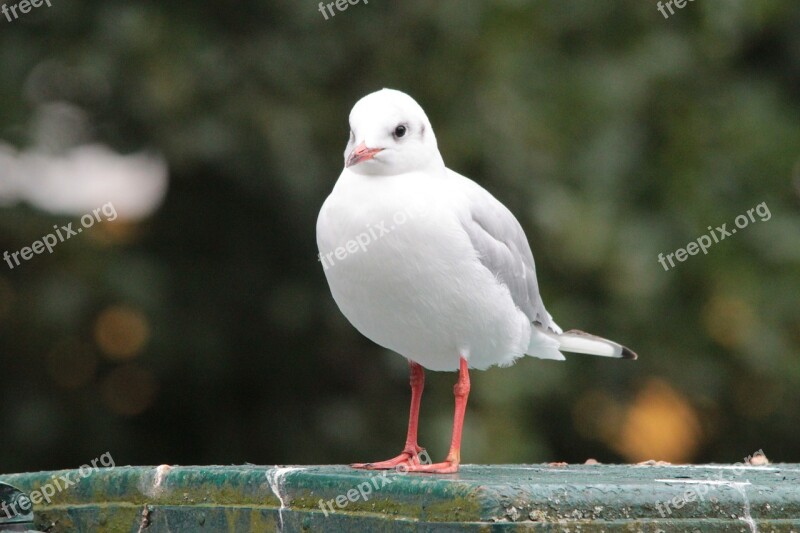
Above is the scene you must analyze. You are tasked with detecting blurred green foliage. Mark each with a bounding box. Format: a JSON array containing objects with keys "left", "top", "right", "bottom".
[{"left": 0, "top": 1, "right": 799, "bottom": 474}]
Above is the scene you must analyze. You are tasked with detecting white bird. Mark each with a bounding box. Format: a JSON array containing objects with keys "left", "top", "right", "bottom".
[{"left": 316, "top": 89, "right": 636, "bottom": 473}]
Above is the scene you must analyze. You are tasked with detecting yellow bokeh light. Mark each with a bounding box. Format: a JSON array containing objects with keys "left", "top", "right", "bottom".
[
  {"left": 613, "top": 378, "right": 702, "bottom": 463},
  {"left": 94, "top": 305, "right": 150, "bottom": 360}
]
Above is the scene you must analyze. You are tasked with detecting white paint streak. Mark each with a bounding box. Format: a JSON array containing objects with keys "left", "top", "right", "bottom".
[
  {"left": 139, "top": 464, "right": 173, "bottom": 499},
  {"left": 732, "top": 482, "right": 757, "bottom": 533},
  {"left": 154, "top": 464, "right": 172, "bottom": 490},
  {"left": 655, "top": 479, "right": 752, "bottom": 486},
  {"left": 666, "top": 464, "right": 791, "bottom": 472},
  {"left": 656, "top": 479, "right": 757, "bottom": 532},
  {"left": 266, "top": 466, "right": 302, "bottom": 532}
]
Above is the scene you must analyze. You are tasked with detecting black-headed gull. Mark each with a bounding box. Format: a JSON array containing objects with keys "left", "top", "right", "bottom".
[{"left": 316, "top": 89, "right": 636, "bottom": 473}]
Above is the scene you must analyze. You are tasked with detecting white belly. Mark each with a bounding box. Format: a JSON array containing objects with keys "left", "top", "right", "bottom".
[{"left": 316, "top": 172, "right": 531, "bottom": 371}]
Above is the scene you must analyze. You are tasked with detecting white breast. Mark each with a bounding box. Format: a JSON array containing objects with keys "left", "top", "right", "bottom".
[{"left": 316, "top": 170, "right": 532, "bottom": 371}]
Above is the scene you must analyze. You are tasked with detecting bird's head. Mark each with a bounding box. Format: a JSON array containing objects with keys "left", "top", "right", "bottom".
[{"left": 343, "top": 89, "right": 444, "bottom": 176}]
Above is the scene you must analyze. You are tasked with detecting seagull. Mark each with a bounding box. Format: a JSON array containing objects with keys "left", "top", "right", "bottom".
[{"left": 316, "top": 89, "right": 637, "bottom": 474}]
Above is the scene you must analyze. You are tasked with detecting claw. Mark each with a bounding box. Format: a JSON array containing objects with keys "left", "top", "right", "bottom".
[
  {"left": 351, "top": 447, "right": 426, "bottom": 470},
  {"left": 401, "top": 459, "right": 459, "bottom": 474}
]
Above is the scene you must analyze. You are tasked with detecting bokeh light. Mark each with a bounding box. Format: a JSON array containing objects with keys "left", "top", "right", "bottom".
[
  {"left": 615, "top": 379, "right": 702, "bottom": 463},
  {"left": 94, "top": 305, "right": 151, "bottom": 361}
]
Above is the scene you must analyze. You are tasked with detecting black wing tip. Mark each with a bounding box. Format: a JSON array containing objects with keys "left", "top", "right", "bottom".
[{"left": 562, "top": 329, "right": 638, "bottom": 360}]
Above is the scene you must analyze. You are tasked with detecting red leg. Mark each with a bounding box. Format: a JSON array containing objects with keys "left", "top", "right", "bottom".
[
  {"left": 351, "top": 361, "right": 427, "bottom": 469},
  {"left": 405, "top": 357, "right": 470, "bottom": 474}
]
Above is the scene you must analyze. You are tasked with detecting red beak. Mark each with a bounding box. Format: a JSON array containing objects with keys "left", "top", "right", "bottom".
[{"left": 346, "top": 142, "right": 383, "bottom": 167}]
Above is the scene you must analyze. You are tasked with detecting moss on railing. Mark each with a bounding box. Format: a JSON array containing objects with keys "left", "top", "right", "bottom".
[{"left": 2, "top": 463, "right": 800, "bottom": 532}]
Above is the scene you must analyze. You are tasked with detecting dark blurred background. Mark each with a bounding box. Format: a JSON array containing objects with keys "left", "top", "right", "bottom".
[{"left": 1, "top": 1, "right": 799, "bottom": 474}]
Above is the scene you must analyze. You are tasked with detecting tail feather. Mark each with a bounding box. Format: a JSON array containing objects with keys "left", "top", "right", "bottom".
[{"left": 541, "top": 328, "right": 638, "bottom": 360}]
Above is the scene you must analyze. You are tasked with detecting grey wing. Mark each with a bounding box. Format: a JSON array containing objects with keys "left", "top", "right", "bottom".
[{"left": 459, "top": 182, "right": 559, "bottom": 333}]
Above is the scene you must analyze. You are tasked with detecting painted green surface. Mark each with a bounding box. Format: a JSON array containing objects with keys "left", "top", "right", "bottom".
[{"left": 1, "top": 464, "right": 799, "bottom": 532}]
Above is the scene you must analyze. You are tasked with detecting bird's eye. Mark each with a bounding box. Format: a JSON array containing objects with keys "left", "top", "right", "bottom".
[{"left": 393, "top": 125, "right": 407, "bottom": 138}]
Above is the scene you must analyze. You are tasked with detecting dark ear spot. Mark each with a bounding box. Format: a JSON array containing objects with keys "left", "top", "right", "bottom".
[{"left": 420, "top": 124, "right": 425, "bottom": 137}]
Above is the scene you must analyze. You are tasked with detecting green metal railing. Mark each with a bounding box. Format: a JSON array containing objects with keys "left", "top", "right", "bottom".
[{"left": 2, "top": 463, "right": 800, "bottom": 531}]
